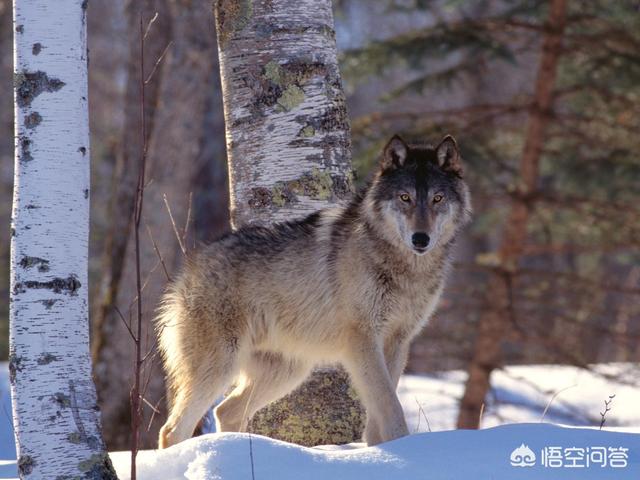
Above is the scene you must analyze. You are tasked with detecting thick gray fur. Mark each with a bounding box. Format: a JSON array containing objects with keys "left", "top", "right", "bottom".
[{"left": 157, "top": 135, "right": 472, "bottom": 447}]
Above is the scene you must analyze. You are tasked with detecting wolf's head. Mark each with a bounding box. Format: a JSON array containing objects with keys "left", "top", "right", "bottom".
[{"left": 366, "top": 134, "right": 472, "bottom": 255}]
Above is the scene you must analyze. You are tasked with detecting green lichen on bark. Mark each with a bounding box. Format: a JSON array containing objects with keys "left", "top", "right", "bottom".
[
  {"left": 270, "top": 183, "right": 293, "bottom": 208},
  {"left": 334, "top": 169, "right": 356, "bottom": 198},
  {"left": 277, "top": 85, "right": 304, "bottom": 111},
  {"left": 299, "top": 125, "right": 316, "bottom": 137},
  {"left": 304, "top": 167, "right": 333, "bottom": 200},
  {"left": 255, "top": 23, "right": 336, "bottom": 40},
  {"left": 249, "top": 168, "right": 350, "bottom": 209},
  {"left": 252, "top": 60, "right": 329, "bottom": 112},
  {"left": 293, "top": 104, "right": 350, "bottom": 140},
  {"left": 263, "top": 60, "right": 284, "bottom": 84},
  {"left": 264, "top": 60, "right": 326, "bottom": 88},
  {"left": 214, "top": 0, "right": 253, "bottom": 48}
]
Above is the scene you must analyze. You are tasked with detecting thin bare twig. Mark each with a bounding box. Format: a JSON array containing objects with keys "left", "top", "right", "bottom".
[
  {"left": 145, "top": 41, "right": 173, "bottom": 85},
  {"left": 540, "top": 384, "right": 577, "bottom": 422},
  {"left": 182, "top": 191, "right": 193, "bottom": 249},
  {"left": 142, "top": 396, "right": 161, "bottom": 414},
  {"left": 241, "top": 382, "right": 257, "bottom": 480},
  {"left": 600, "top": 394, "right": 615, "bottom": 430},
  {"left": 163, "top": 193, "right": 187, "bottom": 255},
  {"left": 147, "top": 395, "right": 165, "bottom": 432},
  {"left": 414, "top": 397, "right": 432, "bottom": 433},
  {"left": 130, "top": 11, "right": 151, "bottom": 480},
  {"left": 142, "top": 12, "right": 159, "bottom": 41},
  {"left": 127, "top": 259, "right": 161, "bottom": 312},
  {"left": 140, "top": 356, "right": 156, "bottom": 398},
  {"left": 114, "top": 305, "right": 136, "bottom": 341},
  {"left": 145, "top": 220, "right": 172, "bottom": 281},
  {"left": 141, "top": 342, "right": 159, "bottom": 365}
]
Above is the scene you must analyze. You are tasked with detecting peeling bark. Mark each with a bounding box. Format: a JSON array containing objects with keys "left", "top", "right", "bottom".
[
  {"left": 456, "top": 0, "right": 568, "bottom": 430},
  {"left": 214, "top": 0, "right": 354, "bottom": 228},
  {"left": 10, "top": 1, "right": 117, "bottom": 477},
  {"left": 214, "top": 0, "right": 365, "bottom": 445}
]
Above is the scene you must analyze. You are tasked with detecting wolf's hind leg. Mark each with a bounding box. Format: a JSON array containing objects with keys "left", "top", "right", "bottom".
[
  {"left": 215, "top": 352, "right": 311, "bottom": 432},
  {"left": 159, "top": 364, "right": 233, "bottom": 449}
]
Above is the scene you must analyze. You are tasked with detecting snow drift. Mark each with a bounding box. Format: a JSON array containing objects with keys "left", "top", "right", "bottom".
[{"left": 108, "top": 424, "right": 639, "bottom": 479}]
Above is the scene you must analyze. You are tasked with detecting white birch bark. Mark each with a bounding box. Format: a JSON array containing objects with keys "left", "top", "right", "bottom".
[
  {"left": 214, "top": 0, "right": 365, "bottom": 445},
  {"left": 10, "top": 1, "right": 117, "bottom": 478},
  {"left": 215, "top": 0, "right": 354, "bottom": 228}
]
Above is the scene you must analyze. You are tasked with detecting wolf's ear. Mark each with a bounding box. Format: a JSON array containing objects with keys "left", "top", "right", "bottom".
[
  {"left": 382, "top": 135, "right": 408, "bottom": 170},
  {"left": 436, "top": 135, "right": 463, "bottom": 176}
]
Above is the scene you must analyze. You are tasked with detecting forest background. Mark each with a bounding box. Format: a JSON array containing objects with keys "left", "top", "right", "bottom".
[{"left": 0, "top": 0, "right": 638, "bottom": 450}]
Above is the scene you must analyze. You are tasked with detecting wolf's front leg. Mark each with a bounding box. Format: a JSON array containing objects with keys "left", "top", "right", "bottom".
[
  {"left": 385, "top": 337, "right": 411, "bottom": 389},
  {"left": 364, "top": 338, "right": 411, "bottom": 442},
  {"left": 342, "top": 331, "right": 408, "bottom": 445}
]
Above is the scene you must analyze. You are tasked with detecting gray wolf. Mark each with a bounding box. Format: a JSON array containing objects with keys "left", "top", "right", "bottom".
[{"left": 157, "top": 134, "right": 472, "bottom": 448}]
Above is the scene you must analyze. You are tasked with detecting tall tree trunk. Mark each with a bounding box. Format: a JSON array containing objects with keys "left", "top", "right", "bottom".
[
  {"left": 213, "top": 0, "right": 365, "bottom": 445},
  {"left": 10, "top": 1, "right": 117, "bottom": 478},
  {"left": 92, "top": 0, "right": 171, "bottom": 450},
  {"left": 94, "top": 0, "right": 229, "bottom": 450},
  {"left": 0, "top": 1, "right": 14, "bottom": 361},
  {"left": 456, "top": 0, "right": 568, "bottom": 429}
]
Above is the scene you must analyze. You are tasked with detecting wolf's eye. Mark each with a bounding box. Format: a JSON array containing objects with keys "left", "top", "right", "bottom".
[
  {"left": 399, "top": 193, "right": 411, "bottom": 203},
  {"left": 433, "top": 194, "right": 444, "bottom": 203}
]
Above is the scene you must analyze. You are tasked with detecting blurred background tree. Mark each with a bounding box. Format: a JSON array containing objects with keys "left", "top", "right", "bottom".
[
  {"left": 339, "top": 0, "right": 640, "bottom": 427},
  {"left": 0, "top": 0, "right": 639, "bottom": 448}
]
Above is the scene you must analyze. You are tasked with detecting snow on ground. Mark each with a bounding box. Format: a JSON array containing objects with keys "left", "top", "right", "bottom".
[
  {"left": 0, "top": 364, "right": 15, "bottom": 480},
  {"left": 399, "top": 363, "right": 640, "bottom": 433},
  {"left": 1, "top": 362, "right": 640, "bottom": 479},
  {"left": 108, "top": 424, "right": 640, "bottom": 479}
]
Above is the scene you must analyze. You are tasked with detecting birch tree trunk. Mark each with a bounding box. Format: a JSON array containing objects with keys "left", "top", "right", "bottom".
[
  {"left": 456, "top": 0, "right": 568, "bottom": 429},
  {"left": 10, "top": 1, "right": 117, "bottom": 478},
  {"left": 213, "top": 0, "right": 365, "bottom": 445}
]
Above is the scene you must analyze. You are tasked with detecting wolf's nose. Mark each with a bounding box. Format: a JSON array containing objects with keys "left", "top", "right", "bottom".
[{"left": 412, "top": 232, "right": 430, "bottom": 249}]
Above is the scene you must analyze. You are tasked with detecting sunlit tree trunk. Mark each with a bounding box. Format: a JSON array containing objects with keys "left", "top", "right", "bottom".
[
  {"left": 213, "top": 0, "right": 365, "bottom": 445},
  {"left": 0, "top": 3, "right": 14, "bottom": 361},
  {"left": 10, "top": 1, "right": 117, "bottom": 477},
  {"left": 456, "top": 0, "right": 568, "bottom": 429}
]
